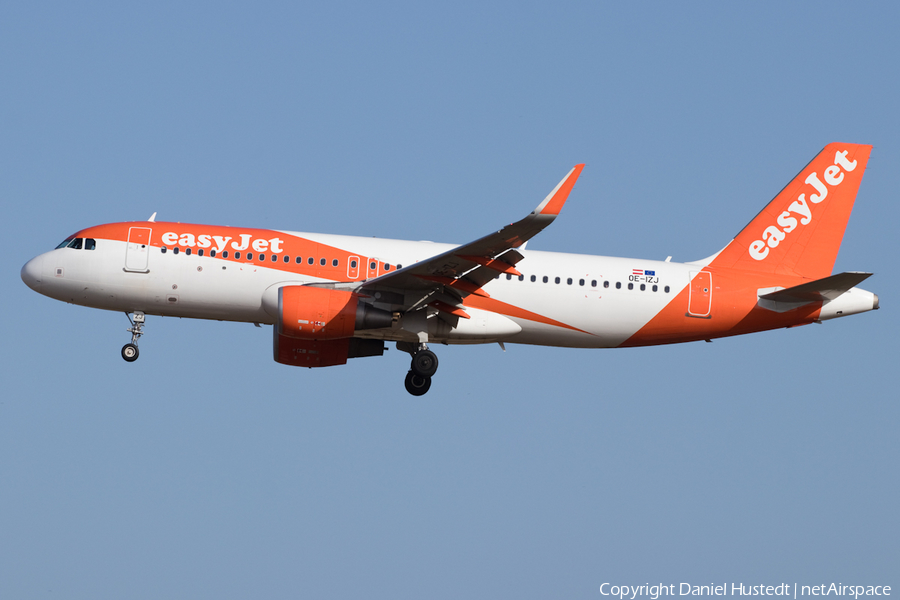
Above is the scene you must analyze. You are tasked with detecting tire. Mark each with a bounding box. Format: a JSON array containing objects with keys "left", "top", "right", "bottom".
[
  {"left": 411, "top": 349, "right": 438, "bottom": 378},
  {"left": 404, "top": 371, "right": 431, "bottom": 396},
  {"left": 122, "top": 343, "right": 139, "bottom": 362}
]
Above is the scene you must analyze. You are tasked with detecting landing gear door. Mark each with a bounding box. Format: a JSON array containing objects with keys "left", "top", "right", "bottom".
[
  {"left": 125, "top": 227, "right": 152, "bottom": 273},
  {"left": 688, "top": 270, "right": 712, "bottom": 318}
]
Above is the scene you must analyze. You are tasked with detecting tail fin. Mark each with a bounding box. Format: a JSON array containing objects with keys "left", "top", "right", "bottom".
[{"left": 709, "top": 143, "right": 871, "bottom": 279}]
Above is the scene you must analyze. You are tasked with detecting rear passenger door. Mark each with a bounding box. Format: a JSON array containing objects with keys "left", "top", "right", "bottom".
[{"left": 688, "top": 270, "right": 712, "bottom": 318}]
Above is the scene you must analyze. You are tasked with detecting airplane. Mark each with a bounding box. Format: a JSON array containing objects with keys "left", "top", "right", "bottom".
[{"left": 20, "top": 143, "right": 878, "bottom": 395}]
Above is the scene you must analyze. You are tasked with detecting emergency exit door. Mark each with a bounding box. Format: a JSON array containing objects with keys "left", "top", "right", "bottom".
[{"left": 367, "top": 258, "right": 379, "bottom": 279}]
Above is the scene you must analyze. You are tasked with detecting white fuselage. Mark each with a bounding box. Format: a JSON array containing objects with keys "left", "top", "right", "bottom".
[{"left": 24, "top": 231, "right": 693, "bottom": 349}]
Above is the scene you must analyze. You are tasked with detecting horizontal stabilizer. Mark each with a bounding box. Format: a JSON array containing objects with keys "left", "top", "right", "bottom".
[{"left": 759, "top": 272, "right": 872, "bottom": 304}]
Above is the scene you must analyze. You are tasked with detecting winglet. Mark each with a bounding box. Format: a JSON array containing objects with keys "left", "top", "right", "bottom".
[{"left": 532, "top": 164, "right": 584, "bottom": 217}]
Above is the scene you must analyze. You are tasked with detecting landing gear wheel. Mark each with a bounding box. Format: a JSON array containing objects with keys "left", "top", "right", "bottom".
[
  {"left": 123, "top": 312, "right": 146, "bottom": 361},
  {"left": 404, "top": 371, "right": 431, "bottom": 396},
  {"left": 411, "top": 349, "right": 438, "bottom": 378},
  {"left": 121, "top": 343, "right": 139, "bottom": 362}
]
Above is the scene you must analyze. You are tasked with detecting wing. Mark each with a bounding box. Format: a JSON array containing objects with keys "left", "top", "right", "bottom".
[{"left": 352, "top": 164, "right": 584, "bottom": 317}]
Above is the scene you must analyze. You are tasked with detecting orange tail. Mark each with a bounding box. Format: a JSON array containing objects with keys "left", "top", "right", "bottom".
[{"left": 709, "top": 143, "right": 871, "bottom": 279}]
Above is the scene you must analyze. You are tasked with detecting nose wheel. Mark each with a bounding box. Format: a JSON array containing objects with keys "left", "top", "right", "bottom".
[
  {"left": 122, "top": 311, "right": 145, "bottom": 362},
  {"left": 402, "top": 344, "right": 438, "bottom": 396},
  {"left": 122, "top": 343, "right": 139, "bottom": 362}
]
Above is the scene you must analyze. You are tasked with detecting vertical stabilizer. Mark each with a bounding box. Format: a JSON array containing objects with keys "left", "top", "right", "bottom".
[{"left": 710, "top": 143, "right": 871, "bottom": 279}]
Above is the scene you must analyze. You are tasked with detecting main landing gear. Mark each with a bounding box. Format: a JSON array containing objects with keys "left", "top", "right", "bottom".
[
  {"left": 122, "top": 311, "right": 145, "bottom": 362},
  {"left": 402, "top": 345, "right": 439, "bottom": 396}
]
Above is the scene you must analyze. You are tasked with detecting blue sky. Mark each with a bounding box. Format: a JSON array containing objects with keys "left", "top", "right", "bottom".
[{"left": 2, "top": 2, "right": 898, "bottom": 598}]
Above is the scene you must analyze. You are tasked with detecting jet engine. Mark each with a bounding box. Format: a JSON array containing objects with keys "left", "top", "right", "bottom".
[{"left": 273, "top": 285, "right": 393, "bottom": 368}]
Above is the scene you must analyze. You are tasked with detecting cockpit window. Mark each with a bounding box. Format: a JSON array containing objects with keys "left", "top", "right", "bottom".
[{"left": 55, "top": 237, "right": 96, "bottom": 250}]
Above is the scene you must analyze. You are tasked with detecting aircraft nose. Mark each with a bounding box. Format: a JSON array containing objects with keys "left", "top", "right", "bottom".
[{"left": 21, "top": 255, "right": 43, "bottom": 293}]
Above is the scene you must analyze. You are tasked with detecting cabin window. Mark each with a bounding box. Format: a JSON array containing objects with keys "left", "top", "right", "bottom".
[
  {"left": 186, "top": 248, "right": 192, "bottom": 256},
  {"left": 320, "top": 258, "right": 326, "bottom": 266},
  {"left": 333, "top": 259, "right": 340, "bottom": 267},
  {"left": 272, "top": 254, "right": 278, "bottom": 262},
  {"left": 554, "top": 277, "right": 561, "bottom": 284},
  {"left": 628, "top": 282, "right": 633, "bottom": 290},
  {"left": 542, "top": 276, "right": 549, "bottom": 283},
  {"left": 198, "top": 249, "right": 204, "bottom": 256},
  {"left": 603, "top": 281, "right": 609, "bottom": 288},
  {"left": 664, "top": 285, "right": 670, "bottom": 293},
  {"left": 173, "top": 247, "right": 180, "bottom": 255},
  {"left": 518, "top": 275, "right": 524, "bottom": 281},
  {"left": 567, "top": 278, "right": 573, "bottom": 285},
  {"left": 234, "top": 251, "right": 241, "bottom": 259},
  {"left": 85, "top": 238, "right": 96, "bottom": 250},
  {"left": 652, "top": 284, "right": 658, "bottom": 292},
  {"left": 210, "top": 250, "right": 216, "bottom": 257},
  {"left": 616, "top": 282, "right": 621, "bottom": 289},
  {"left": 295, "top": 256, "right": 301, "bottom": 264},
  {"left": 506, "top": 274, "right": 512, "bottom": 280},
  {"left": 350, "top": 260, "right": 357, "bottom": 268},
  {"left": 370, "top": 261, "right": 377, "bottom": 270},
  {"left": 161, "top": 246, "right": 167, "bottom": 254},
  {"left": 531, "top": 275, "right": 536, "bottom": 282},
  {"left": 308, "top": 257, "right": 314, "bottom": 265},
  {"left": 640, "top": 283, "right": 645, "bottom": 291},
  {"left": 579, "top": 279, "right": 585, "bottom": 286},
  {"left": 397, "top": 264, "right": 403, "bottom": 269},
  {"left": 281, "top": 255, "right": 287, "bottom": 263},
  {"left": 222, "top": 251, "right": 228, "bottom": 258},
  {"left": 246, "top": 253, "right": 253, "bottom": 260}
]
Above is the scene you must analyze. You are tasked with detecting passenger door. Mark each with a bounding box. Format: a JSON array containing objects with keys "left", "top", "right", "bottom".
[
  {"left": 125, "top": 227, "right": 152, "bottom": 273},
  {"left": 688, "top": 270, "right": 712, "bottom": 318}
]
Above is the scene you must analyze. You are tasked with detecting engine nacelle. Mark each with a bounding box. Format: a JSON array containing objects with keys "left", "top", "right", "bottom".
[
  {"left": 273, "top": 285, "right": 393, "bottom": 368},
  {"left": 276, "top": 285, "right": 393, "bottom": 340}
]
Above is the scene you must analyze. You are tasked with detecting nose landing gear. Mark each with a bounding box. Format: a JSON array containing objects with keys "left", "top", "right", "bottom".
[
  {"left": 122, "top": 311, "right": 145, "bottom": 362},
  {"left": 401, "top": 343, "right": 439, "bottom": 396}
]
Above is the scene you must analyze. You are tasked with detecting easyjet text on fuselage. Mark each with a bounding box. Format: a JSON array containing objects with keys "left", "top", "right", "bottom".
[{"left": 160, "top": 231, "right": 285, "bottom": 254}]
